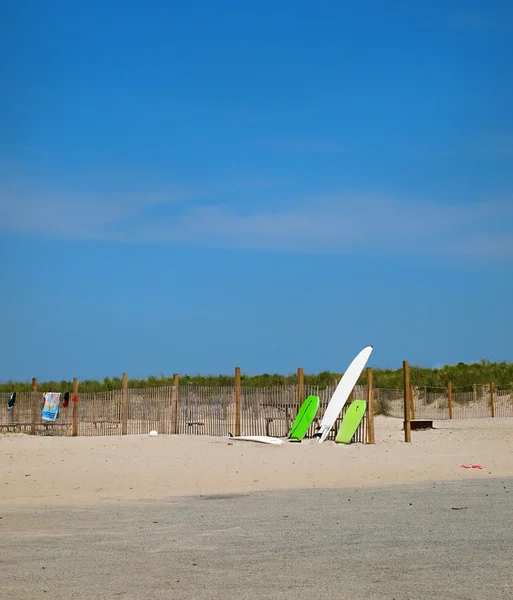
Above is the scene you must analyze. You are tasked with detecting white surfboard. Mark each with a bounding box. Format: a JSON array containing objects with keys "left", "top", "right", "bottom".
[
  {"left": 315, "top": 345, "right": 373, "bottom": 443},
  {"left": 228, "top": 435, "right": 285, "bottom": 445}
]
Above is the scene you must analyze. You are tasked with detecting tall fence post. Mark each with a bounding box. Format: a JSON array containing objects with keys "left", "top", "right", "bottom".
[
  {"left": 31, "top": 377, "right": 38, "bottom": 435},
  {"left": 366, "top": 367, "right": 375, "bottom": 444},
  {"left": 403, "top": 361, "right": 411, "bottom": 443},
  {"left": 297, "top": 367, "right": 304, "bottom": 413},
  {"left": 234, "top": 367, "right": 241, "bottom": 436},
  {"left": 121, "top": 373, "right": 128, "bottom": 435},
  {"left": 409, "top": 384, "right": 416, "bottom": 420},
  {"left": 72, "top": 377, "right": 79, "bottom": 436},
  {"left": 171, "top": 373, "right": 180, "bottom": 434},
  {"left": 490, "top": 382, "right": 495, "bottom": 418},
  {"left": 448, "top": 381, "right": 453, "bottom": 419}
]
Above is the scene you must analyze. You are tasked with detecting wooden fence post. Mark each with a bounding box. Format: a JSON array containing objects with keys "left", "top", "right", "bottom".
[
  {"left": 366, "top": 367, "right": 375, "bottom": 444},
  {"left": 234, "top": 367, "right": 241, "bottom": 437},
  {"left": 31, "top": 378, "right": 38, "bottom": 435},
  {"left": 403, "top": 361, "right": 411, "bottom": 443},
  {"left": 171, "top": 373, "right": 180, "bottom": 434},
  {"left": 297, "top": 367, "right": 304, "bottom": 413},
  {"left": 409, "top": 384, "right": 416, "bottom": 420},
  {"left": 30, "top": 377, "right": 39, "bottom": 435},
  {"left": 448, "top": 381, "right": 453, "bottom": 419},
  {"left": 490, "top": 382, "right": 495, "bottom": 418},
  {"left": 121, "top": 373, "right": 128, "bottom": 435},
  {"left": 72, "top": 377, "right": 79, "bottom": 436}
]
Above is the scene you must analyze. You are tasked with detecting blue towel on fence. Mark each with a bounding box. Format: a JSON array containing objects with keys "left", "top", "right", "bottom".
[{"left": 42, "top": 392, "right": 61, "bottom": 421}]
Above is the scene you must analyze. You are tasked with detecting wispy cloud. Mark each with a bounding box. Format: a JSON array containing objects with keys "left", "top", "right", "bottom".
[
  {"left": 2, "top": 182, "right": 512, "bottom": 260},
  {"left": 126, "top": 199, "right": 513, "bottom": 259},
  {"left": 0, "top": 176, "right": 282, "bottom": 238},
  {"left": 0, "top": 186, "right": 180, "bottom": 237}
]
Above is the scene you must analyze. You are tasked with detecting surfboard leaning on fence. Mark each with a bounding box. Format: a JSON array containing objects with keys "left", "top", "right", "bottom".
[
  {"left": 314, "top": 345, "right": 373, "bottom": 443},
  {"left": 288, "top": 395, "right": 320, "bottom": 442},
  {"left": 335, "top": 400, "right": 367, "bottom": 444}
]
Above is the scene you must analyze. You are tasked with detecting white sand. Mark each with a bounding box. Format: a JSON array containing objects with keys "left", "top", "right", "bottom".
[{"left": 1, "top": 416, "right": 512, "bottom": 506}]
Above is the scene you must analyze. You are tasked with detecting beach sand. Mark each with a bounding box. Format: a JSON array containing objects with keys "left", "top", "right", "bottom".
[
  {"left": 1, "top": 416, "right": 512, "bottom": 599},
  {"left": 1, "top": 416, "right": 512, "bottom": 506}
]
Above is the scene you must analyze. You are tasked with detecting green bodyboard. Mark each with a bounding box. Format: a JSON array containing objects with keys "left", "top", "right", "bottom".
[
  {"left": 288, "top": 395, "right": 320, "bottom": 441},
  {"left": 335, "top": 400, "right": 367, "bottom": 444}
]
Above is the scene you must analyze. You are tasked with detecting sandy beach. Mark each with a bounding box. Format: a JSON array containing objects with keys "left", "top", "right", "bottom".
[
  {"left": 1, "top": 416, "right": 512, "bottom": 506},
  {"left": 1, "top": 417, "right": 512, "bottom": 599}
]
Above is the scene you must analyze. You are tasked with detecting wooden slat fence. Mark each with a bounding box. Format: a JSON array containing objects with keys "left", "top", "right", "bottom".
[
  {"left": 2, "top": 384, "right": 512, "bottom": 438},
  {"left": 383, "top": 385, "right": 513, "bottom": 420},
  {"left": 79, "top": 391, "right": 123, "bottom": 436},
  {"left": 0, "top": 392, "right": 73, "bottom": 436},
  {"left": 0, "top": 385, "right": 370, "bottom": 442}
]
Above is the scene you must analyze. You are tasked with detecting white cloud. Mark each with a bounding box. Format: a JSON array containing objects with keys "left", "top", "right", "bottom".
[
  {"left": 0, "top": 176, "right": 280, "bottom": 239},
  {"left": 1, "top": 181, "right": 512, "bottom": 260},
  {"left": 0, "top": 186, "right": 178, "bottom": 238},
  {"left": 129, "top": 199, "right": 513, "bottom": 259}
]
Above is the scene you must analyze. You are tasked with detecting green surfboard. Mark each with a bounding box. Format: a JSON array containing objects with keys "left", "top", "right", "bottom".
[
  {"left": 288, "top": 395, "right": 320, "bottom": 441},
  {"left": 335, "top": 400, "right": 367, "bottom": 444}
]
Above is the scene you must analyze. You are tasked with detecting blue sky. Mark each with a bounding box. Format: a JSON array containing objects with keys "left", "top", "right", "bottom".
[{"left": 1, "top": 0, "right": 512, "bottom": 382}]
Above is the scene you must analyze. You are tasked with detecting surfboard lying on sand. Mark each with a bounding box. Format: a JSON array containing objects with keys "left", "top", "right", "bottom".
[
  {"left": 288, "top": 395, "right": 320, "bottom": 441},
  {"left": 315, "top": 345, "right": 373, "bottom": 443},
  {"left": 335, "top": 400, "right": 367, "bottom": 444},
  {"left": 228, "top": 434, "right": 285, "bottom": 445}
]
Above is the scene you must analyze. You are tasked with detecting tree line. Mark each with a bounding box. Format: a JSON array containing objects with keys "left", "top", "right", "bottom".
[{"left": 1, "top": 359, "right": 512, "bottom": 393}]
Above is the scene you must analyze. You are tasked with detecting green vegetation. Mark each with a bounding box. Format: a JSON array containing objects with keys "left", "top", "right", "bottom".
[{"left": 1, "top": 359, "right": 512, "bottom": 393}]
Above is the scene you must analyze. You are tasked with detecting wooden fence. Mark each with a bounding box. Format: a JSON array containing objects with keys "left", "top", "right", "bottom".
[
  {"left": 1, "top": 368, "right": 512, "bottom": 440},
  {"left": 0, "top": 382, "right": 372, "bottom": 442},
  {"left": 381, "top": 384, "right": 513, "bottom": 420}
]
